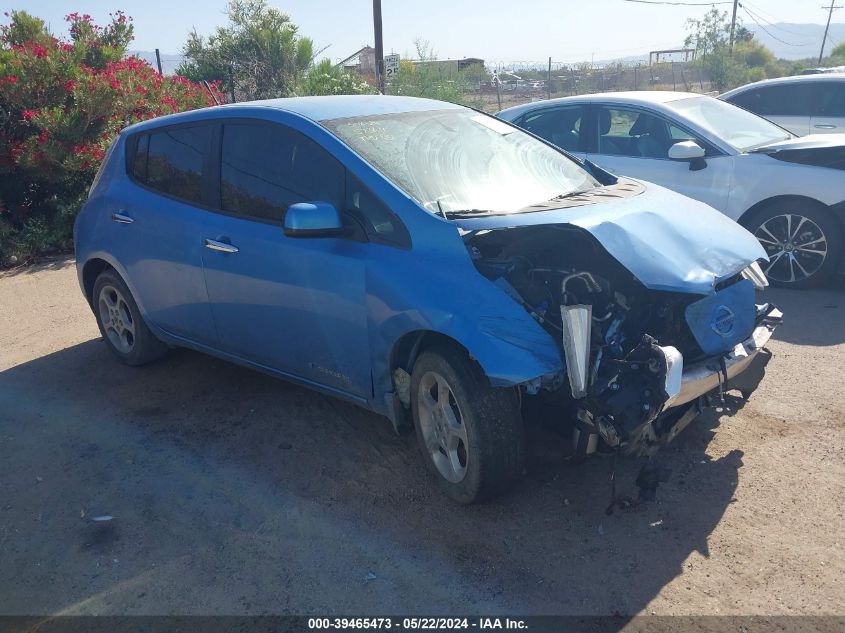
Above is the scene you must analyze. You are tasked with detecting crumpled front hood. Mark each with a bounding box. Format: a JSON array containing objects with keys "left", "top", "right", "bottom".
[
  {"left": 752, "top": 133, "right": 845, "bottom": 153},
  {"left": 750, "top": 133, "right": 845, "bottom": 170},
  {"left": 456, "top": 181, "right": 766, "bottom": 295}
]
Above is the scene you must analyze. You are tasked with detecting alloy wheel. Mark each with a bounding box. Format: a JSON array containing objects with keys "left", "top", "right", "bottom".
[
  {"left": 754, "top": 213, "right": 827, "bottom": 284},
  {"left": 417, "top": 371, "right": 469, "bottom": 484},
  {"left": 98, "top": 284, "right": 136, "bottom": 354}
]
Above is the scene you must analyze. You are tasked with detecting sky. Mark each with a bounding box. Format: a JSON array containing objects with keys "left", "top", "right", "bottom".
[{"left": 6, "top": 0, "right": 845, "bottom": 64}]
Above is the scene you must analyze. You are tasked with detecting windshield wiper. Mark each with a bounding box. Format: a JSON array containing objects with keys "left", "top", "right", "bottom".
[{"left": 442, "top": 208, "right": 495, "bottom": 219}]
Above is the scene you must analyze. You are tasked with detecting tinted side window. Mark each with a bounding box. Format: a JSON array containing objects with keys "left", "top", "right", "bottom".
[
  {"left": 346, "top": 173, "right": 410, "bottom": 248},
  {"left": 518, "top": 106, "right": 585, "bottom": 152},
  {"left": 220, "top": 122, "right": 343, "bottom": 222},
  {"left": 597, "top": 107, "right": 675, "bottom": 158},
  {"left": 131, "top": 133, "right": 148, "bottom": 181},
  {"left": 814, "top": 83, "right": 845, "bottom": 117},
  {"left": 728, "top": 84, "right": 809, "bottom": 116},
  {"left": 137, "top": 125, "right": 211, "bottom": 204}
]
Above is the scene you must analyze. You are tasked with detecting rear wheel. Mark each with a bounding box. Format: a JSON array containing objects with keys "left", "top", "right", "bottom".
[
  {"left": 744, "top": 200, "right": 842, "bottom": 289},
  {"left": 411, "top": 347, "right": 524, "bottom": 504},
  {"left": 92, "top": 270, "right": 168, "bottom": 366}
]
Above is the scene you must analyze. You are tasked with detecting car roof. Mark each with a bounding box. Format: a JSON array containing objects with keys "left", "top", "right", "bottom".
[
  {"left": 498, "top": 91, "right": 700, "bottom": 118},
  {"left": 721, "top": 73, "right": 845, "bottom": 97},
  {"left": 223, "top": 94, "right": 464, "bottom": 121},
  {"left": 122, "top": 95, "right": 464, "bottom": 134}
]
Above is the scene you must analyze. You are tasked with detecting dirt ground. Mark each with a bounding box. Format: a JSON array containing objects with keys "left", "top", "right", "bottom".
[{"left": 0, "top": 257, "right": 843, "bottom": 617}]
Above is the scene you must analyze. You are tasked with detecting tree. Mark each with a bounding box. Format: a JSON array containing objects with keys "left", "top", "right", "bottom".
[
  {"left": 177, "top": 0, "right": 314, "bottom": 101},
  {"left": 684, "top": 7, "right": 733, "bottom": 58},
  {"left": 298, "top": 58, "right": 375, "bottom": 96},
  {"left": 0, "top": 10, "right": 221, "bottom": 262},
  {"left": 684, "top": 7, "right": 766, "bottom": 90}
]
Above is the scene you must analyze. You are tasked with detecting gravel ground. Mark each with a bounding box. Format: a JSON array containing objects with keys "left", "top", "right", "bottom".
[{"left": 0, "top": 257, "right": 843, "bottom": 617}]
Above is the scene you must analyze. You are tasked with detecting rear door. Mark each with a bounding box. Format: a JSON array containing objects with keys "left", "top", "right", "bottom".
[
  {"left": 586, "top": 104, "right": 733, "bottom": 212},
  {"left": 811, "top": 81, "right": 845, "bottom": 133},
  {"left": 117, "top": 123, "right": 218, "bottom": 344},
  {"left": 199, "top": 119, "right": 379, "bottom": 400}
]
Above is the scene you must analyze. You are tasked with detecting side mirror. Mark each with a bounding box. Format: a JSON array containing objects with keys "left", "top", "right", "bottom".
[
  {"left": 668, "top": 140, "right": 707, "bottom": 171},
  {"left": 283, "top": 202, "right": 343, "bottom": 238},
  {"left": 668, "top": 140, "right": 705, "bottom": 160}
]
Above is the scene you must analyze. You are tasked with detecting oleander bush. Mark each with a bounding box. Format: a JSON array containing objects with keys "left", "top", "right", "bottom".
[{"left": 0, "top": 10, "right": 224, "bottom": 264}]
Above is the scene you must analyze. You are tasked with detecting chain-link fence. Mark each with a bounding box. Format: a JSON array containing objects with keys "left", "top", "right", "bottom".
[{"left": 477, "top": 60, "right": 714, "bottom": 111}]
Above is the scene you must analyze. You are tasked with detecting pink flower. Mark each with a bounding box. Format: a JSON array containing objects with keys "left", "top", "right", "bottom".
[{"left": 22, "top": 109, "right": 36, "bottom": 121}]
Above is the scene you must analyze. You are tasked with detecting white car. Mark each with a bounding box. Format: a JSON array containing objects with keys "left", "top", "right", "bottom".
[
  {"left": 497, "top": 92, "right": 845, "bottom": 288},
  {"left": 720, "top": 73, "right": 845, "bottom": 136}
]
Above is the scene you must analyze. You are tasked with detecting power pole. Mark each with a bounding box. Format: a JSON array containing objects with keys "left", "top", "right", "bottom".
[
  {"left": 819, "top": 3, "right": 842, "bottom": 64},
  {"left": 372, "top": 0, "right": 385, "bottom": 93},
  {"left": 728, "top": 0, "right": 739, "bottom": 53}
]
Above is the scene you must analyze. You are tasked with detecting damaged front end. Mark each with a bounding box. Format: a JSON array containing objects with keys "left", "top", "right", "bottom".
[{"left": 465, "top": 223, "right": 782, "bottom": 459}]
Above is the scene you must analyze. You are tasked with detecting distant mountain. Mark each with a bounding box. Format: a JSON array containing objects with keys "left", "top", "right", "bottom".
[
  {"left": 129, "top": 50, "right": 183, "bottom": 74},
  {"left": 749, "top": 22, "right": 845, "bottom": 61}
]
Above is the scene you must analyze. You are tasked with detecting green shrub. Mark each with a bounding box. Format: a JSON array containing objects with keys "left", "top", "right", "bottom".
[{"left": 0, "top": 10, "right": 223, "bottom": 264}]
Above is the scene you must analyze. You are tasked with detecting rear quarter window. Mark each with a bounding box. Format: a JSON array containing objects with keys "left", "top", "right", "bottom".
[{"left": 127, "top": 124, "right": 213, "bottom": 205}]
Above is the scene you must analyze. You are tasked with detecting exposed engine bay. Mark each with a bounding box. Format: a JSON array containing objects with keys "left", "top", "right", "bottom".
[{"left": 464, "top": 224, "right": 774, "bottom": 459}]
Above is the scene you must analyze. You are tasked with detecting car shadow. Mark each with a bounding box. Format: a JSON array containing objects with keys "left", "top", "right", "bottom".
[
  {"left": 0, "top": 339, "right": 749, "bottom": 617},
  {"left": 763, "top": 277, "right": 845, "bottom": 346}
]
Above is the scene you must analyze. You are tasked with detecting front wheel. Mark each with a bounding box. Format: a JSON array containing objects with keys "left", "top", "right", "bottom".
[
  {"left": 744, "top": 200, "right": 842, "bottom": 289},
  {"left": 411, "top": 347, "right": 524, "bottom": 504}
]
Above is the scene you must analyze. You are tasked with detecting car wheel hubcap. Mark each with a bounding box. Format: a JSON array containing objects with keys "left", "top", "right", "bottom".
[
  {"left": 98, "top": 285, "right": 135, "bottom": 354},
  {"left": 754, "top": 213, "right": 827, "bottom": 284},
  {"left": 417, "top": 371, "right": 469, "bottom": 484}
]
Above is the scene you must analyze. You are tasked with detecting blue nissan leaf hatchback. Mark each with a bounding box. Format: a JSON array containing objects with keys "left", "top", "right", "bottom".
[{"left": 76, "top": 95, "right": 781, "bottom": 503}]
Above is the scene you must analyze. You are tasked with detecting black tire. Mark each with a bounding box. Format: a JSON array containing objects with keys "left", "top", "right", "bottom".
[
  {"left": 742, "top": 199, "right": 843, "bottom": 289},
  {"left": 92, "top": 269, "right": 168, "bottom": 366},
  {"left": 410, "top": 346, "right": 524, "bottom": 504}
]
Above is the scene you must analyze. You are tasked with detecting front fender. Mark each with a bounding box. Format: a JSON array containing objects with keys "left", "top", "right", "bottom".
[{"left": 366, "top": 248, "right": 564, "bottom": 414}]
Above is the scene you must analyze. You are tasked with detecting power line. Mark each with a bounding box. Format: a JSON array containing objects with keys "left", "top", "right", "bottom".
[
  {"left": 741, "top": 1, "right": 814, "bottom": 37},
  {"left": 740, "top": 5, "right": 807, "bottom": 47},
  {"left": 621, "top": 0, "right": 733, "bottom": 5}
]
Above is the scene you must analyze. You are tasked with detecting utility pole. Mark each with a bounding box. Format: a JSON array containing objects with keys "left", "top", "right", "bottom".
[
  {"left": 728, "top": 0, "right": 739, "bottom": 53},
  {"left": 819, "top": 3, "right": 842, "bottom": 64},
  {"left": 372, "top": 0, "right": 385, "bottom": 93}
]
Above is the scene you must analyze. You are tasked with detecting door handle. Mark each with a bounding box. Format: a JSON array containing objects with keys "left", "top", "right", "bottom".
[
  {"left": 111, "top": 212, "right": 133, "bottom": 224},
  {"left": 814, "top": 124, "right": 836, "bottom": 129},
  {"left": 204, "top": 238, "right": 239, "bottom": 254}
]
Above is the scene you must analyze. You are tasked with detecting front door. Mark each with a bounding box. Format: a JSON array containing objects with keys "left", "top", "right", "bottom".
[
  {"left": 200, "top": 120, "right": 372, "bottom": 400},
  {"left": 586, "top": 105, "right": 734, "bottom": 213}
]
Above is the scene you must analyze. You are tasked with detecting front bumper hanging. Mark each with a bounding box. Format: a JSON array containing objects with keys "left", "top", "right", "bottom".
[{"left": 667, "top": 303, "right": 782, "bottom": 410}]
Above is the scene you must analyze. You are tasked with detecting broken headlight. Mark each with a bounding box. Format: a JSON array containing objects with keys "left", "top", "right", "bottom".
[
  {"left": 660, "top": 345, "right": 684, "bottom": 408},
  {"left": 742, "top": 261, "right": 769, "bottom": 290}
]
